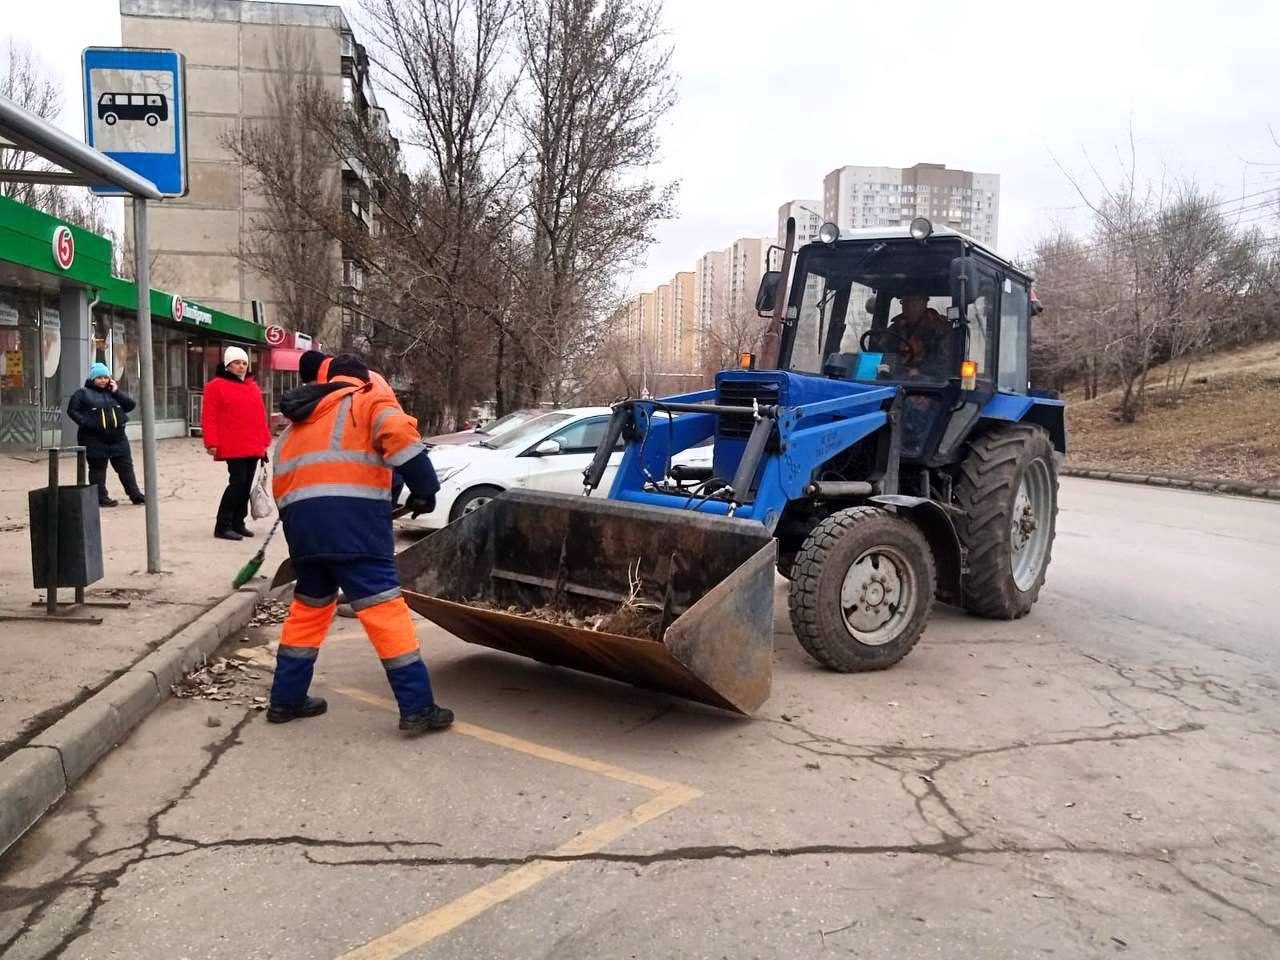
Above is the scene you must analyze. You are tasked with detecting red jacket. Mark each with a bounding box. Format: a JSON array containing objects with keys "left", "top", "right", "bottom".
[{"left": 202, "top": 370, "right": 271, "bottom": 460}]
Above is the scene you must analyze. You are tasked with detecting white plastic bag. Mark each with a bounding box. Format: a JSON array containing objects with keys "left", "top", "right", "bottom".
[{"left": 250, "top": 460, "right": 274, "bottom": 519}]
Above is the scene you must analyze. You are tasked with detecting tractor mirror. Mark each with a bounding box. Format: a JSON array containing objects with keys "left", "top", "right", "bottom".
[
  {"left": 755, "top": 271, "right": 782, "bottom": 317},
  {"left": 949, "top": 257, "right": 980, "bottom": 308}
]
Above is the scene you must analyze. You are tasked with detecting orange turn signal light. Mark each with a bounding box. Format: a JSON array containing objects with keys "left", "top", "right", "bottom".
[
  {"left": 739, "top": 352, "right": 756, "bottom": 370},
  {"left": 960, "top": 359, "right": 977, "bottom": 389}
]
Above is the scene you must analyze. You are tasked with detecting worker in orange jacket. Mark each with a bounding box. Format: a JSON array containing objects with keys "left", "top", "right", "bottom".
[
  {"left": 299, "top": 349, "right": 407, "bottom": 504},
  {"left": 268, "top": 353, "right": 451, "bottom": 734}
]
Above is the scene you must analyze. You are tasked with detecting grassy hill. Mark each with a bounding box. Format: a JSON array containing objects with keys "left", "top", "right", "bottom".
[{"left": 1064, "top": 341, "right": 1280, "bottom": 486}]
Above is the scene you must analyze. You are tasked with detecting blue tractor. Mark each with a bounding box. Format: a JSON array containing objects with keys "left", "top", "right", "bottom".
[{"left": 398, "top": 218, "right": 1064, "bottom": 714}]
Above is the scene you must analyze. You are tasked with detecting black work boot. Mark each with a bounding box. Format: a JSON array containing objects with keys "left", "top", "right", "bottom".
[
  {"left": 267, "top": 696, "right": 328, "bottom": 724},
  {"left": 129, "top": 493, "right": 146, "bottom": 505},
  {"left": 399, "top": 704, "right": 454, "bottom": 735},
  {"left": 100, "top": 497, "right": 119, "bottom": 507},
  {"left": 233, "top": 523, "right": 255, "bottom": 538},
  {"left": 214, "top": 528, "right": 242, "bottom": 541}
]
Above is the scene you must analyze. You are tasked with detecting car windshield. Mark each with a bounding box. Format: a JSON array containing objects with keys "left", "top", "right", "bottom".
[
  {"left": 478, "top": 412, "right": 574, "bottom": 450},
  {"left": 477, "top": 410, "right": 536, "bottom": 436},
  {"left": 787, "top": 238, "right": 963, "bottom": 383}
]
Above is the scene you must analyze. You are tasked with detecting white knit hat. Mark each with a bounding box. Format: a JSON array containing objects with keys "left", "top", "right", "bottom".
[{"left": 224, "top": 345, "right": 249, "bottom": 367}]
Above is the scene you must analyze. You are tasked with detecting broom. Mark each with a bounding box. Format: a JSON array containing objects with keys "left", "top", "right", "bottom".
[{"left": 232, "top": 517, "right": 283, "bottom": 589}]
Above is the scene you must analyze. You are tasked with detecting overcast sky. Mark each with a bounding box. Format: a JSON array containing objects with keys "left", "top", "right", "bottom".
[{"left": 7, "top": 0, "right": 1280, "bottom": 295}]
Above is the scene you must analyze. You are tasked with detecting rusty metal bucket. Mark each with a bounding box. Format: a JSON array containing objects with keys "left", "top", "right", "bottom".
[{"left": 395, "top": 489, "right": 776, "bottom": 714}]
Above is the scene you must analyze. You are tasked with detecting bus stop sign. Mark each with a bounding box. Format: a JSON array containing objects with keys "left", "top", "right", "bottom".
[{"left": 82, "top": 47, "right": 188, "bottom": 197}]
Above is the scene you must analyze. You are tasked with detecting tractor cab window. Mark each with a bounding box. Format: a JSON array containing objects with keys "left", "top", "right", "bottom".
[
  {"left": 966, "top": 267, "right": 999, "bottom": 382},
  {"left": 998, "top": 277, "right": 1030, "bottom": 393},
  {"left": 786, "top": 237, "right": 964, "bottom": 385}
]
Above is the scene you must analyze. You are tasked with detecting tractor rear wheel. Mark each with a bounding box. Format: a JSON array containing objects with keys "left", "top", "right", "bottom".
[
  {"left": 953, "top": 423, "right": 1058, "bottom": 619},
  {"left": 788, "top": 507, "right": 936, "bottom": 672}
]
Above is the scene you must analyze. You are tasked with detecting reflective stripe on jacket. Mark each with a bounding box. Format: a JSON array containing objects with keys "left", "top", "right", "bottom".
[{"left": 273, "top": 374, "right": 428, "bottom": 558}]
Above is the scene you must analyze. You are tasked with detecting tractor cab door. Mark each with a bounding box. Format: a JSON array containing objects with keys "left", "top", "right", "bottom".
[{"left": 996, "top": 275, "right": 1031, "bottom": 394}]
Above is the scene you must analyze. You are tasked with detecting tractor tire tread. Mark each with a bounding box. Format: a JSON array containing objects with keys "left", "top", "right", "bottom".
[
  {"left": 787, "top": 506, "right": 935, "bottom": 673},
  {"left": 953, "top": 423, "right": 1057, "bottom": 620}
]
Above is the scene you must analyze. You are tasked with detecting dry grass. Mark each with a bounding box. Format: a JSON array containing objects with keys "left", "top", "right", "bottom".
[{"left": 1065, "top": 341, "right": 1280, "bottom": 486}]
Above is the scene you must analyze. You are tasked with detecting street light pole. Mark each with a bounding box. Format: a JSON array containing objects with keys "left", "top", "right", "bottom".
[{"left": 132, "top": 198, "right": 161, "bottom": 573}]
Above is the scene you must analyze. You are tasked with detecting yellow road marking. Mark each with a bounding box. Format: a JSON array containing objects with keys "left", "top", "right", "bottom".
[{"left": 327, "top": 685, "right": 700, "bottom": 960}]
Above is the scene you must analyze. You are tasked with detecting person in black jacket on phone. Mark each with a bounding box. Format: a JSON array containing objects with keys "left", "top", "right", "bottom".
[{"left": 67, "top": 362, "right": 145, "bottom": 507}]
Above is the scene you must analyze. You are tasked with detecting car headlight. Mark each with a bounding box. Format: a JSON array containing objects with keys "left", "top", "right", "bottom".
[{"left": 435, "top": 464, "right": 467, "bottom": 484}]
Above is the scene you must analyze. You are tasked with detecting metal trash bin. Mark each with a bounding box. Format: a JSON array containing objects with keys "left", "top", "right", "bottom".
[{"left": 27, "top": 448, "right": 104, "bottom": 612}]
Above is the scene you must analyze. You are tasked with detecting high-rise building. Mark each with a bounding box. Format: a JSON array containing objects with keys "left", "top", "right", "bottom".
[
  {"left": 655, "top": 282, "right": 671, "bottom": 366},
  {"left": 777, "top": 200, "right": 825, "bottom": 250},
  {"left": 119, "top": 0, "right": 390, "bottom": 343},
  {"left": 723, "top": 237, "right": 773, "bottom": 318},
  {"left": 694, "top": 249, "right": 727, "bottom": 368},
  {"left": 669, "top": 271, "right": 695, "bottom": 371},
  {"left": 822, "top": 163, "right": 1000, "bottom": 247}
]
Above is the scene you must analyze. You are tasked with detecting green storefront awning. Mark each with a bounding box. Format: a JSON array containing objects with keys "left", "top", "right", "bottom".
[{"left": 0, "top": 193, "right": 264, "bottom": 343}]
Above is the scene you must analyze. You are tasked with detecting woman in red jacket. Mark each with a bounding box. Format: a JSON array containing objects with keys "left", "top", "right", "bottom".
[{"left": 201, "top": 346, "right": 271, "bottom": 540}]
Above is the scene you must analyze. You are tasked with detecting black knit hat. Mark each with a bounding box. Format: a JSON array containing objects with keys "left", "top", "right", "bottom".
[
  {"left": 328, "top": 353, "right": 370, "bottom": 382},
  {"left": 298, "top": 350, "right": 329, "bottom": 384}
]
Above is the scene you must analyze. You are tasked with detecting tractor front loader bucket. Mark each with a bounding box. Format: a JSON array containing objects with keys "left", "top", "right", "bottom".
[{"left": 396, "top": 489, "right": 777, "bottom": 714}]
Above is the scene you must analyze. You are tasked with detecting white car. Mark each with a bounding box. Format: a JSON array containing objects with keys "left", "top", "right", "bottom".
[{"left": 404, "top": 407, "right": 623, "bottom": 529}]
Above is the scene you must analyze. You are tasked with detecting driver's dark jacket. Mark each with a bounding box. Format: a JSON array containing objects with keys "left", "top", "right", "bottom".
[{"left": 885, "top": 308, "right": 950, "bottom": 372}]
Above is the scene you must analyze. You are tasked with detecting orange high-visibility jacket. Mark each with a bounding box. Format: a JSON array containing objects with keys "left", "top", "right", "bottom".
[{"left": 273, "top": 374, "right": 429, "bottom": 558}]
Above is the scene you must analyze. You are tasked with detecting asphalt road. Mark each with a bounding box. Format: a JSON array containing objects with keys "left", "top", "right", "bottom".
[{"left": 2, "top": 478, "right": 1278, "bottom": 960}]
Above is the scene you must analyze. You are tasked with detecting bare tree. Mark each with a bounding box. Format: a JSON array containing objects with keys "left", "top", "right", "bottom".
[
  {"left": 224, "top": 30, "right": 340, "bottom": 338},
  {"left": 1, "top": 38, "right": 118, "bottom": 236},
  {"left": 703, "top": 297, "right": 768, "bottom": 375},
  {"left": 512, "top": 0, "right": 678, "bottom": 408},
  {"left": 0, "top": 38, "right": 61, "bottom": 207}
]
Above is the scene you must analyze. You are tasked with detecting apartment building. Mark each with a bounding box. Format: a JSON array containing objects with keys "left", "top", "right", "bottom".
[
  {"left": 669, "top": 270, "right": 695, "bottom": 371},
  {"left": 723, "top": 237, "right": 773, "bottom": 319},
  {"left": 655, "top": 282, "right": 671, "bottom": 366},
  {"left": 693, "top": 248, "right": 727, "bottom": 368},
  {"left": 119, "top": 0, "right": 390, "bottom": 344},
  {"left": 777, "top": 200, "right": 825, "bottom": 250},
  {"left": 822, "top": 163, "right": 1000, "bottom": 247}
]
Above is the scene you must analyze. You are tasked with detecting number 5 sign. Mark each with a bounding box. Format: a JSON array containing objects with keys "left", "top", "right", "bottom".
[{"left": 52, "top": 226, "right": 75, "bottom": 270}]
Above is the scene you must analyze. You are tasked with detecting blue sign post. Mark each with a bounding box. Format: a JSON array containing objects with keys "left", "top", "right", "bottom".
[{"left": 82, "top": 47, "right": 187, "bottom": 197}]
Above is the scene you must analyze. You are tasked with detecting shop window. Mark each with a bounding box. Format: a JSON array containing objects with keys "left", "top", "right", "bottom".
[{"left": 0, "top": 290, "right": 41, "bottom": 449}]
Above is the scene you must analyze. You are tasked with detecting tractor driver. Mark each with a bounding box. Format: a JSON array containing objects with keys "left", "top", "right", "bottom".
[{"left": 883, "top": 294, "right": 950, "bottom": 377}]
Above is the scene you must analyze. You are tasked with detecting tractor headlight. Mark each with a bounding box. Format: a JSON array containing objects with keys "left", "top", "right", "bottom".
[
  {"left": 818, "top": 221, "right": 840, "bottom": 244},
  {"left": 909, "top": 217, "right": 933, "bottom": 241}
]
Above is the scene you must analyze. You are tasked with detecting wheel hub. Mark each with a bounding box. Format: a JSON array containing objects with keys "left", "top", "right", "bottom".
[
  {"left": 839, "top": 548, "right": 914, "bottom": 646},
  {"left": 1009, "top": 459, "right": 1054, "bottom": 592}
]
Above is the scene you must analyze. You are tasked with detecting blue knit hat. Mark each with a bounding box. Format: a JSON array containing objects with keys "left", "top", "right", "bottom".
[{"left": 89, "top": 362, "right": 111, "bottom": 379}]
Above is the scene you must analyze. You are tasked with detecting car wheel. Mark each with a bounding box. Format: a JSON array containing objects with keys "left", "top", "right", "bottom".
[
  {"left": 103, "top": 113, "right": 117, "bottom": 125},
  {"left": 449, "top": 485, "right": 503, "bottom": 523}
]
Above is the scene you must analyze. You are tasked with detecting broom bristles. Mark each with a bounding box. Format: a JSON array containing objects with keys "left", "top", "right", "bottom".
[{"left": 232, "top": 550, "right": 266, "bottom": 588}]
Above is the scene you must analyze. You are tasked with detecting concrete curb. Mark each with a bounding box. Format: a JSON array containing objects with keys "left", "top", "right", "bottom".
[
  {"left": 0, "top": 579, "right": 270, "bottom": 858},
  {"left": 1061, "top": 465, "right": 1280, "bottom": 501}
]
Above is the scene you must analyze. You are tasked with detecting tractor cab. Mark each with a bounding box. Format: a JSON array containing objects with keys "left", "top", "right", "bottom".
[{"left": 759, "top": 219, "right": 1049, "bottom": 466}]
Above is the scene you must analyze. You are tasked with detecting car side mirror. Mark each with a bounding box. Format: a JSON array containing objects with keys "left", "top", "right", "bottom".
[
  {"left": 755, "top": 270, "right": 782, "bottom": 317},
  {"left": 532, "top": 439, "right": 561, "bottom": 456},
  {"left": 949, "top": 257, "right": 979, "bottom": 308}
]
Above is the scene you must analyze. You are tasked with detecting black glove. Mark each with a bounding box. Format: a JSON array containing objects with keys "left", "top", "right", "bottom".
[{"left": 406, "top": 494, "right": 436, "bottom": 518}]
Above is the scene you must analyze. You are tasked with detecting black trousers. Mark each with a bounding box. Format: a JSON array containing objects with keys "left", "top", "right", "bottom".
[
  {"left": 216, "top": 457, "right": 259, "bottom": 532},
  {"left": 88, "top": 455, "right": 142, "bottom": 502}
]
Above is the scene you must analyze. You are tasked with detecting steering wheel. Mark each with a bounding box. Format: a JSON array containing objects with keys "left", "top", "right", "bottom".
[{"left": 860, "top": 328, "right": 913, "bottom": 354}]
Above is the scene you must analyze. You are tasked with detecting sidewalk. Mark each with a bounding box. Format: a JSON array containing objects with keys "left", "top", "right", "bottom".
[{"left": 0, "top": 438, "right": 289, "bottom": 758}]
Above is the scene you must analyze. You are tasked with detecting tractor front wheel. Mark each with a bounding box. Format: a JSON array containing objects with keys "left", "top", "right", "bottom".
[
  {"left": 788, "top": 507, "right": 936, "bottom": 672},
  {"left": 953, "top": 423, "right": 1058, "bottom": 619}
]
